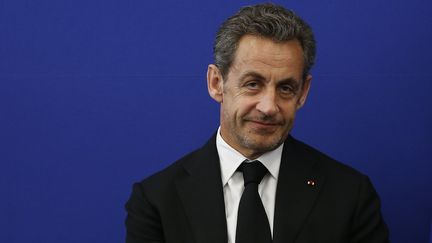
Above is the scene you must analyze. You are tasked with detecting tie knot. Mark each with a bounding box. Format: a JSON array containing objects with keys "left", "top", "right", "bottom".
[{"left": 238, "top": 161, "right": 268, "bottom": 186}]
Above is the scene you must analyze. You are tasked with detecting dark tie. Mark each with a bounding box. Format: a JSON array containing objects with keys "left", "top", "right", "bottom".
[{"left": 236, "top": 161, "right": 272, "bottom": 243}]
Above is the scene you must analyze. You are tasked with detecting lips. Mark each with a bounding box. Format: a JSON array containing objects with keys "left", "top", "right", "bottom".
[
  {"left": 244, "top": 116, "right": 282, "bottom": 125},
  {"left": 250, "top": 120, "right": 278, "bottom": 126},
  {"left": 246, "top": 120, "right": 282, "bottom": 132}
]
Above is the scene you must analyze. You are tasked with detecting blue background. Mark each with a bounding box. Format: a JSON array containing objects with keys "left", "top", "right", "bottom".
[{"left": 1, "top": 0, "right": 431, "bottom": 242}]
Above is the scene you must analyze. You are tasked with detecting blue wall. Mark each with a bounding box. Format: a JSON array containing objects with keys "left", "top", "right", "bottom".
[{"left": 1, "top": 0, "right": 431, "bottom": 242}]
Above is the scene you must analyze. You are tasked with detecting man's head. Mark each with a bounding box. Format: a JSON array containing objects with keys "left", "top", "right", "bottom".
[
  {"left": 214, "top": 3, "right": 316, "bottom": 80},
  {"left": 207, "top": 3, "right": 316, "bottom": 159}
]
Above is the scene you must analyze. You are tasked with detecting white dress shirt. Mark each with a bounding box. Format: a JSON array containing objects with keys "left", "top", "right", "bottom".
[{"left": 216, "top": 128, "right": 283, "bottom": 243}]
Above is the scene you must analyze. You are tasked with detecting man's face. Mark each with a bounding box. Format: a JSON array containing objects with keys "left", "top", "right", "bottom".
[{"left": 207, "top": 35, "right": 311, "bottom": 159}]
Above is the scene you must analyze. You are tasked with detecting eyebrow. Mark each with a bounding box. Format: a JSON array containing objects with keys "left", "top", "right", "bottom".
[
  {"left": 239, "top": 71, "right": 266, "bottom": 82},
  {"left": 240, "top": 71, "right": 301, "bottom": 88}
]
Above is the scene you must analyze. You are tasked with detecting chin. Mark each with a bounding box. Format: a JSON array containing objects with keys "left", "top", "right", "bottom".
[{"left": 240, "top": 135, "right": 284, "bottom": 153}]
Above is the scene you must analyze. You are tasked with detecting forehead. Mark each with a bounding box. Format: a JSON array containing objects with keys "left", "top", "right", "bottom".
[{"left": 229, "top": 35, "right": 304, "bottom": 80}]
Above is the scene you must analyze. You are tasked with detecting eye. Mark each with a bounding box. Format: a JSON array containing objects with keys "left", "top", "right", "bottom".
[
  {"left": 279, "top": 84, "right": 295, "bottom": 94},
  {"left": 245, "top": 81, "right": 260, "bottom": 89}
]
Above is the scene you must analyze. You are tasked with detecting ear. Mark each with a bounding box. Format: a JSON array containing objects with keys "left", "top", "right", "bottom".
[
  {"left": 207, "top": 64, "right": 224, "bottom": 103},
  {"left": 296, "top": 74, "right": 312, "bottom": 109}
]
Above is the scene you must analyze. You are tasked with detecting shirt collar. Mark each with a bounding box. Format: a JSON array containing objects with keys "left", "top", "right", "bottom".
[{"left": 216, "top": 127, "right": 283, "bottom": 186}]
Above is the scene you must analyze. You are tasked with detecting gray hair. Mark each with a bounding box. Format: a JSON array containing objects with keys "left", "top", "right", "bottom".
[{"left": 214, "top": 3, "right": 316, "bottom": 80}]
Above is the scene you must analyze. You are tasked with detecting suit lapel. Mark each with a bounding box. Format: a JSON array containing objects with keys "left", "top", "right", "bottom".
[
  {"left": 273, "top": 136, "right": 325, "bottom": 243},
  {"left": 175, "top": 135, "right": 228, "bottom": 243}
]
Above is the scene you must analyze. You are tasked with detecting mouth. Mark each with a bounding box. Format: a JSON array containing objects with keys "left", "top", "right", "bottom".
[
  {"left": 246, "top": 120, "right": 281, "bottom": 130},
  {"left": 250, "top": 120, "right": 278, "bottom": 126}
]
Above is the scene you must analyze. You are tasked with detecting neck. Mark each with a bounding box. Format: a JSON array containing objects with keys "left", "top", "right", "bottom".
[{"left": 219, "top": 128, "right": 266, "bottom": 160}]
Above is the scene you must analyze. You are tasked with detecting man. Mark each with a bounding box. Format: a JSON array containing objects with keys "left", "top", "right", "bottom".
[{"left": 125, "top": 3, "right": 389, "bottom": 243}]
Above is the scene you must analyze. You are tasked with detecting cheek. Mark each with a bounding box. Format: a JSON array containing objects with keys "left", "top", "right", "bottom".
[
  {"left": 227, "top": 97, "right": 254, "bottom": 116},
  {"left": 280, "top": 104, "right": 298, "bottom": 120},
  {"left": 237, "top": 104, "right": 257, "bottom": 122},
  {"left": 222, "top": 103, "right": 238, "bottom": 123}
]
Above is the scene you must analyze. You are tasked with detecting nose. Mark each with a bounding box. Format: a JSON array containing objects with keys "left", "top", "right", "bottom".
[{"left": 256, "top": 89, "right": 279, "bottom": 116}]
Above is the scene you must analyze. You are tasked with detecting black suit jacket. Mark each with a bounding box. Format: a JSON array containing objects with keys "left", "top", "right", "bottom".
[{"left": 125, "top": 135, "right": 389, "bottom": 243}]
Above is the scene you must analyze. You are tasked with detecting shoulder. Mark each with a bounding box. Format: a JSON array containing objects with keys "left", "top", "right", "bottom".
[
  {"left": 289, "top": 136, "right": 366, "bottom": 179},
  {"left": 145, "top": 133, "right": 217, "bottom": 180},
  {"left": 138, "top": 147, "right": 199, "bottom": 190},
  {"left": 288, "top": 137, "right": 390, "bottom": 240},
  {"left": 133, "top": 135, "right": 218, "bottom": 200},
  {"left": 125, "top": 149, "right": 199, "bottom": 216},
  {"left": 286, "top": 136, "right": 376, "bottom": 204},
  {"left": 124, "top": 143, "right": 212, "bottom": 242}
]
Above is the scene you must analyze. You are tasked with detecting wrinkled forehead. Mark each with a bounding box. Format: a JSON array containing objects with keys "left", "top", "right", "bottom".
[{"left": 229, "top": 35, "right": 305, "bottom": 81}]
